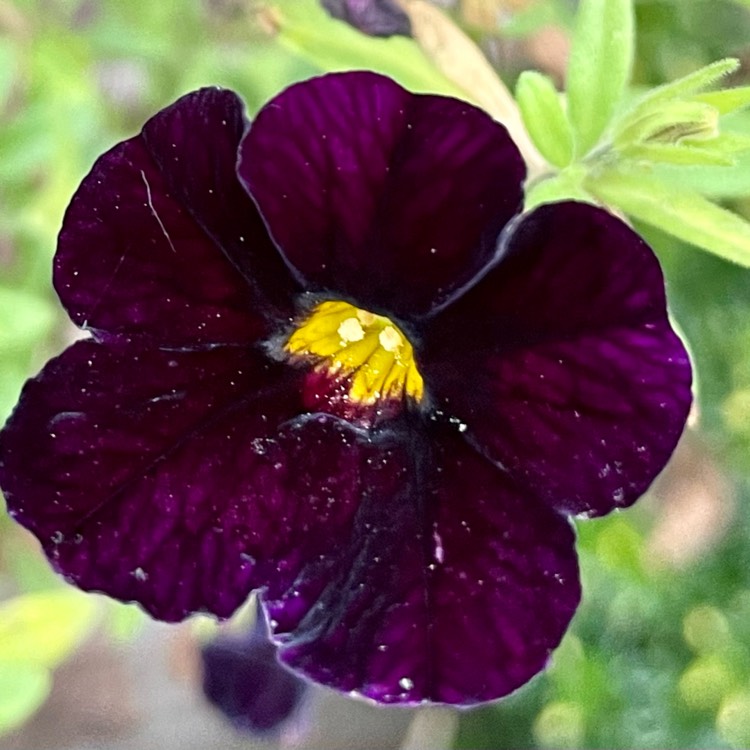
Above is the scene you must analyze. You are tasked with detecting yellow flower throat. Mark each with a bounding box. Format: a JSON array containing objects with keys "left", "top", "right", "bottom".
[{"left": 285, "top": 300, "right": 424, "bottom": 405}]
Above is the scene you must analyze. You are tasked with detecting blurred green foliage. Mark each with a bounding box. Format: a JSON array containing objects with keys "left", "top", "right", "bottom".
[
  {"left": 1, "top": 0, "right": 750, "bottom": 747},
  {"left": 0, "top": 590, "right": 98, "bottom": 733}
]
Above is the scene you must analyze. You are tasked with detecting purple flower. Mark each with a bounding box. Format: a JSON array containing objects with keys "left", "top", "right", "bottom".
[
  {"left": 202, "top": 602, "right": 307, "bottom": 735},
  {"left": 321, "top": 0, "right": 412, "bottom": 37},
  {"left": 0, "top": 72, "right": 691, "bottom": 705}
]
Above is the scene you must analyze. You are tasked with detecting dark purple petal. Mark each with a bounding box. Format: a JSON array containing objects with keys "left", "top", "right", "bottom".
[
  {"left": 56, "top": 88, "right": 297, "bottom": 346},
  {"left": 322, "top": 0, "right": 412, "bottom": 37},
  {"left": 140, "top": 88, "right": 298, "bottom": 322},
  {"left": 417, "top": 202, "right": 693, "bottom": 517},
  {"left": 0, "top": 340, "right": 305, "bottom": 620},
  {"left": 202, "top": 603, "right": 307, "bottom": 735},
  {"left": 0, "top": 340, "right": 579, "bottom": 704},
  {"left": 238, "top": 72, "right": 525, "bottom": 318},
  {"left": 262, "top": 421, "right": 580, "bottom": 705}
]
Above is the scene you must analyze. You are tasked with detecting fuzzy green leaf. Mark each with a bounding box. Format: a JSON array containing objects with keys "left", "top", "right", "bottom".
[
  {"left": 586, "top": 167, "right": 750, "bottom": 266},
  {"left": 614, "top": 101, "right": 718, "bottom": 148},
  {"left": 620, "top": 142, "right": 734, "bottom": 167},
  {"left": 566, "top": 0, "right": 634, "bottom": 156},
  {"left": 694, "top": 86, "right": 750, "bottom": 115},
  {"left": 524, "top": 166, "right": 593, "bottom": 209},
  {"left": 640, "top": 58, "right": 739, "bottom": 106},
  {"left": 653, "top": 156, "right": 750, "bottom": 198},
  {"left": 686, "top": 132, "right": 750, "bottom": 155},
  {"left": 616, "top": 59, "right": 740, "bottom": 137},
  {"left": 516, "top": 71, "right": 574, "bottom": 168}
]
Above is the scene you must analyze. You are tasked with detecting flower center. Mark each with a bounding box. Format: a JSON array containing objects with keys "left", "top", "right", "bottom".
[{"left": 284, "top": 300, "right": 424, "bottom": 405}]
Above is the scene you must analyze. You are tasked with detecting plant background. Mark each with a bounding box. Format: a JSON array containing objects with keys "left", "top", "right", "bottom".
[{"left": 1, "top": 1, "right": 750, "bottom": 748}]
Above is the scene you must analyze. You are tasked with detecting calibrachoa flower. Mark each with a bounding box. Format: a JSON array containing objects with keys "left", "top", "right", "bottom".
[
  {"left": 322, "top": 0, "right": 412, "bottom": 37},
  {"left": 202, "top": 601, "right": 307, "bottom": 735},
  {"left": 0, "top": 72, "right": 691, "bottom": 705}
]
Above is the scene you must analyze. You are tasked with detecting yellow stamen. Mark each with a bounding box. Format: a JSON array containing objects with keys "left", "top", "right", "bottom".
[{"left": 285, "top": 300, "right": 424, "bottom": 405}]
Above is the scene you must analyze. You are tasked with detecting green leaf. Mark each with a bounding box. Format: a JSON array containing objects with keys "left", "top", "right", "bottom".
[
  {"left": 586, "top": 167, "right": 750, "bottom": 266},
  {"left": 614, "top": 100, "right": 718, "bottom": 148},
  {"left": 616, "top": 59, "right": 740, "bottom": 137},
  {"left": 647, "top": 111, "right": 750, "bottom": 197},
  {"left": 0, "top": 664, "right": 51, "bottom": 736},
  {"left": 266, "top": 0, "right": 461, "bottom": 97},
  {"left": 524, "top": 165, "right": 593, "bottom": 209},
  {"left": 516, "top": 71, "right": 574, "bottom": 168},
  {"left": 0, "top": 590, "right": 99, "bottom": 669},
  {"left": 645, "top": 58, "right": 739, "bottom": 104},
  {"left": 653, "top": 153, "right": 750, "bottom": 198},
  {"left": 620, "top": 142, "right": 734, "bottom": 167},
  {"left": 566, "top": 0, "right": 634, "bottom": 156},
  {"left": 694, "top": 86, "right": 750, "bottom": 115},
  {"left": 687, "top": 132, "right": 750, "bottom": 155}
]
